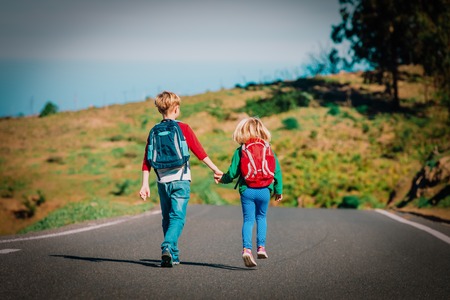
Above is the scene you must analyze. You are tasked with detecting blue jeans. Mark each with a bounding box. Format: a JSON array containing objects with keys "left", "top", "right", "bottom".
[
  {"left": 158, "top": 180, "right": 190, "bottom": 261},
  {"left": 240, "top": 187, "right": 270, "bottom": 250}
]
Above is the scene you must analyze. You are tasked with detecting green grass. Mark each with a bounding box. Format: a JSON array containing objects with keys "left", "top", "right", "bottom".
[
  {"left": 191, "top": 178, "right": 228, "bottom": 206},
  {"left": 19, "top": 199, "right": 154, "bottom": 234}
]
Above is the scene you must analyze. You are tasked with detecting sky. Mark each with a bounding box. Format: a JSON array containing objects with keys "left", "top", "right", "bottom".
[{"left": 0, "top": 0, "right": 342, "bottom": 117}]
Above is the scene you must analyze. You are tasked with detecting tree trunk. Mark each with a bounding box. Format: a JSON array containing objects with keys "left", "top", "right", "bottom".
[{"left": 392, "top": 66, "right": 400, "bottom": 110}]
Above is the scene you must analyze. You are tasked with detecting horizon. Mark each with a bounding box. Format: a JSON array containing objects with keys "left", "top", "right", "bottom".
[{"left": 0, "top": 0, "right": 343, "bottom": 117}]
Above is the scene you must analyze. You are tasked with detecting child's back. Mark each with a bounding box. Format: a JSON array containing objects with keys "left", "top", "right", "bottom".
[
  {"left": 218, "top": 117, "right": 283, "bottom": 267},
  {"left": 139, "top": 91, "right": 222, "bottom": 267}
]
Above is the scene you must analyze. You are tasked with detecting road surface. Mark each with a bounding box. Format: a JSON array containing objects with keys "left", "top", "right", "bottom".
[{"left": 1, "top": 205, "right": 449, "bottom": 299}]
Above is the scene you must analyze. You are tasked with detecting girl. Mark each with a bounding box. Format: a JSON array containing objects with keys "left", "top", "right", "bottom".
[{"left": 218, "top": 117, "right": 283, "bottom": 267}]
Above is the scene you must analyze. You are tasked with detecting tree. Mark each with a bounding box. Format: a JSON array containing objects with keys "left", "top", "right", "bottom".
[
  {"left": 303, "top": 43, "right": 353, "bottom": 77},
  {"left": 39, "top": 101, "right": 58, "bottom": 117},
  {"left": 331, "top": 0, "right": 450, "bottom": 110},
  {"left": 413, "top": 0, "right": 450, "bottom": 110}
]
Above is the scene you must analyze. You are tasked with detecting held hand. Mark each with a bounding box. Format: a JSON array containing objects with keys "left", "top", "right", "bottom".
[
  {"left": 139, "top": 186, "right": 150, "bottom": 201},
  {"left": 213, "top": 170, "right": 223, "bottom": 184},
  {"left": 275, "top": 194, "right": 283, "bottom": 202}
]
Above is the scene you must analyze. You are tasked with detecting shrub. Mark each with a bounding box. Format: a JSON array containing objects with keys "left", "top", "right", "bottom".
[
  {"left": 437, "top": 195, "right": 450, "bottom": 208},
  {"left": 112, "top": 180, "right": 131, "bottom": 196},
  {"left": 355, "top": 105, "right": 368, "bottom": 114},
  {"left": 417, "top": 196, "right": 431, "bottom": 208},
  {"left": 241, "top": 90, "right": 312, "bottom": 117},
  {"left": 338, "top": 195, "right": 360, "bottom": 209},
  {"left": 46, "top": 156, "right": 64, "bottom": 164},
  {"left": 36, "top": 190, "right": 46, "bottom": 206},
  {"left": 109, "top": 135, "right": 125, "bottom": 142},
  {"left": 39, "top": 101, "right": 58, "bottom": 117},
  {"left": 309, "top": 130, "right": 318, "bottom": 139},
  {"left": 14, "top": 197, "right": 36, "bottom": 219},
  {"left": 326, "top": 103, "right": 341, "bottom": 116},
  {"left": 362, "top": 123, "right": 370, "bottom": 133},
  {"left": 341, "top": 111, "right": 357, "bottom": 122},
  {"left": 282, "top": 117, "right": 300, "bottom": 130}
]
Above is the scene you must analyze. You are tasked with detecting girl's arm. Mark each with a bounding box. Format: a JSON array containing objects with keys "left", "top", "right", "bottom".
[
  {"left": 220, "top": 148, "right": 241, "bottom": 184},
  {"left": 273, "top": 153, "right": 283, "bottom": 199}
]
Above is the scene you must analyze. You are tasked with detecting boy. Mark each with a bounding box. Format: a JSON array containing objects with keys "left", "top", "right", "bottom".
[{"left": 139, "top": 91, "right": 222, "bottom": 267}]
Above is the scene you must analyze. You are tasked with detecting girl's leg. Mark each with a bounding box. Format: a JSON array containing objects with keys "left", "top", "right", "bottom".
[
  {"left": 254, "top": 188, "right": 270, "bottom": 247},
  {"left": 241, "top": 189, "right": 256, "bottom": 249}
]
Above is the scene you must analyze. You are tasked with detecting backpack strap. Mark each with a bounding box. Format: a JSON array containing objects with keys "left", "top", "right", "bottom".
[
  {"left": 242, "top": 143, "right": 258, "bottom": 180},
  {"left": 234, "top": 146, "right": 243, "bottom": 190},
  {"left": 179, "top": 161, "right": 189, "bottom": 180},
  {"left": 154, "top": 168, "right": 161, "bottom": 181},
  {"left": 234, "top": 175, "right": 242, "bottom": 190},
  {"left": 261, "top": 142, "right": 267, "bottom": 176},
  {"left": 263, "top": 142, "right": 275, "bottom": 176}
]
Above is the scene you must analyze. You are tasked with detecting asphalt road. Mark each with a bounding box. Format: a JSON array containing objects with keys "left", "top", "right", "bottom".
[{"left": 1, "top": 205, "right": 449, "bottom": 299}]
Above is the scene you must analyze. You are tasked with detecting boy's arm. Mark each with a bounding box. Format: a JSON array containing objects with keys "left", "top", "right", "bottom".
[
  {"left": 202, "top": 157, "right": 223, "bottom": 182},
  {"left": 142, "top": 141, "right": 151, "bottom": 171},
  {"left": 179, "top": 122, "right": 222, "bottom": 178},
  {"left": 139, "top": 170, "right": 150, "bottom": 201},
  {"left": 140, "top": 141, "right": 151, "bottom": 201},
  {"left": 178, "top": 123, "right": 208, "bottom": 160}
]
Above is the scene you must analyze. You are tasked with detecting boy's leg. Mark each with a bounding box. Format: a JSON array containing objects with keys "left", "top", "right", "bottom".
[
  {"left": 254, "top": 188, "right": 270, "bottom": 247},
  {"left": 241, "top": 189, "right": 256, "bottom": 249},
  {"left": 158, "top": 182, "right": 171, "bottom": 236},
  {"left": 161, "top": 180, "right": 190, "bottom": 262}
]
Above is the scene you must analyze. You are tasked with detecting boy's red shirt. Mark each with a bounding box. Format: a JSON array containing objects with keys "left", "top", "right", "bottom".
[{"left": 141, "top": 121, "right": 208, "bottom": 171}]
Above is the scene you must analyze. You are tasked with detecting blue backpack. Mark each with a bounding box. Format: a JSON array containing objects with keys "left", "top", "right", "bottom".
[{"left": 147, "top": 119, "right": 190, "bottom": 179}]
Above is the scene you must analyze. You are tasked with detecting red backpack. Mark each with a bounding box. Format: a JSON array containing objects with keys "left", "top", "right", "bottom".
[{"left": 240, "top": 138, "right": 276, "bottom": 188}]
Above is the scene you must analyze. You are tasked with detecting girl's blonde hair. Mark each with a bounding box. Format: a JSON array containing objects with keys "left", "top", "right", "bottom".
[
  {"left": 232, "top": 117, "right": 272, "bottom": 144},
  {"left": 154, "top": 91, "right": 180, "bottom": 115}
]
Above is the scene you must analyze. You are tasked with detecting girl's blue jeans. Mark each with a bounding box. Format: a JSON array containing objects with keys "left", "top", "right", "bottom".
[
  {"left": 240, "top": 187, "right": 271, "bottom": 250},
  {"left": 158, "top": 180, "right": 190, "bottom": 262}
]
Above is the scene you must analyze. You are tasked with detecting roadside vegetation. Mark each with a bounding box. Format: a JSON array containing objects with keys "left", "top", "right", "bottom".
[{"left": 0, "top": 67, "right": 448, "bottom": 235}]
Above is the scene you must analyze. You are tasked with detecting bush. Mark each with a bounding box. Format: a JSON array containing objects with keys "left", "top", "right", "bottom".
[
  {"left": 309, "top": 130, "right": 318, "bottom": 139},
  {"left": 417, "top": 196, "right": 431, "bottom": 208},
  {"left": 282, "top": 117, "right": 300, "bottom": 130},
  {"left": 338, "top": 195, "right": 360, "bottom": 209},
  {"left": 112, "top": 180, "right": 131, "bottom": 196},
  {"left": 362, "top": 123, "right": 370, "bottom": 133},
  {"left": 39, "top": 101, "right": 58, "bottom": 117},
  {"left": 241, "top": 90, "right": 312, "bottom": 117},
  {"left": 355, "top": 105, "right": 368, "bottom": 114},
  {"left": 36, "top": 190, "right": 46, "bottom": 206},
  {"left": 326, "top": 103, "right": 341, "bottom": 116}
]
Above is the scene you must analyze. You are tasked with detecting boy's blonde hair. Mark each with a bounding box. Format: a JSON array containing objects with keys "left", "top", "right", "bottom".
[
  {"left": 232, "top": 117, "right": 272, "bottom": 144},
  {"left": 154, "top": 91, "right": 180, "bottom": 115}
]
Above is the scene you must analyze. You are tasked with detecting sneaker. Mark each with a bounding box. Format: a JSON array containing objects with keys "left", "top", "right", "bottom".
[
  {"left": 161, "top": 247, "right": 173, "bottom": 268},
  {"left": 242, "top": 248, "right": 257, "bottom": 267},
  {"left": 173, "top": 258, "right": 180, "bottom": 265},
  {"left": 257, "top": 246, "right": 268, "bottom": 259}
]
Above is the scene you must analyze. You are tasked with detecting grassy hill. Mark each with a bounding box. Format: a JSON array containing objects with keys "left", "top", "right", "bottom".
[{"left": 1, "top": 67, "right": 449, "bottom": 235}]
